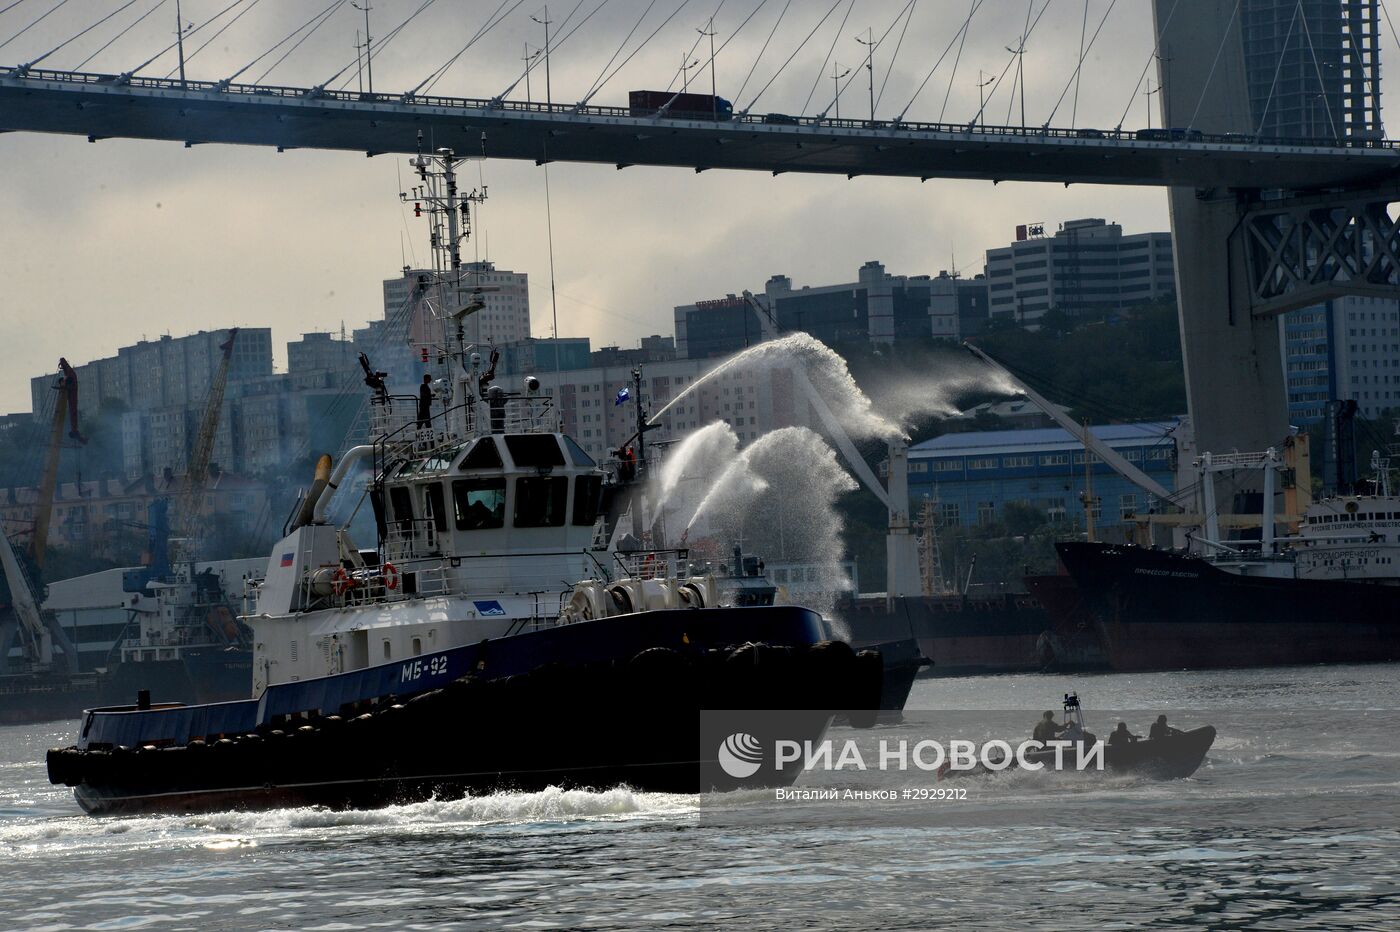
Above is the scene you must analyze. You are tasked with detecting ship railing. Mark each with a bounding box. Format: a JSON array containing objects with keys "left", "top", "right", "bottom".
[
  {"left": 383, "top": 519, "right": 440, "bottom": 563},
  {"left": 494, "top": 396, "right": 558, "bottom": 434},
  {"left": 613, "top": 548, "right": 692, "bottom": 581},
  {"left": 346, "top": 549, "right": 611, "bottom": 604}
]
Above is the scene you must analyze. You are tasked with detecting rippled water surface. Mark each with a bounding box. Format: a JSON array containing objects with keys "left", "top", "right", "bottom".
[{"left": 3, "top": 664, "right": 1399, "bottom": 930}]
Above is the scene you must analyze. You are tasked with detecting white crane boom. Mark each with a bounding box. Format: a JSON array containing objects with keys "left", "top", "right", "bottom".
[{"left": 963, "top": 342, "right": 1174, "bottom": 502}]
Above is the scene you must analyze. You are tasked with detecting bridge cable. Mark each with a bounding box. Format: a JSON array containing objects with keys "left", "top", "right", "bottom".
[
  {"left": 874, "top": 0, "right": 915, "bottom": 114},
  {"left": 122, "top": 0, "right": 246, "bottom": 79},
  {"left": 0, "top": 0, "right": 72, "bottom": 54},
  {"left": 965, "top": 0, "right": 1056, "bottom": 129},
  {"left": 1252, "top": 2, "right": 1300, "bottom": 140},
  {"left": 937, "top": 0, "right": 970, "bottom": 123},
  {"left": 218, "top": 0, "right": 343, "bottom": 86},
  {"left": 493, "top": 0, "right": 588, "bottom": 101},
  {"left": 740, "top": 0, "right": 841, "bottom": 114},
  {"left": 733, "top": 0, "right": 787, "bottom": 105},
  {"left": 610, "top": 0, "right": 767, "bottom": 111},
  {"left": 20, "top": 0, "right": 141, "bottom": 71},
  {"left": 1005, "top": 0, "right": 1034, "bottom": 126},
  {"left": 1183, "top": 0, "right": 1242, "bottom": 134},
  {"left": 416, "top": 0, "right": 522, "bottom": 97},
  {"left": 1113, "top": 0, "right": 1180, "bottom": 131},
  {"left": 799, "top": 0, "right": 854, "bottom": 117},
  {"left": 80, "top": 0, "right": 170, "bottom": 72},
  {"left": 165, "top": 0, "right": 260, "bottom": 77},
  {"left": 1044, "top": 0, "right": 1118, "bottom": 128},
  {"left": 0, "top": 0, "right": 33, "bottom": 21},
  {"left": 1294, "top": 0, "right": 1339, "bottom": 140},
  {"left": 666, "top": 0, "right": 725, "bottom": 93},
  {"left": 815, "top": 0, "right": 913, "bottom": 120},
  {"left": 578, "top": 0, "right": 666, "bottom": 106},
  {"left": 1380, "top": 0, "right": 1400, "bottom": 56},
  {"left": 895, "top": 0, "right": 983, "bottom": 124},
  {"left": 324, "top": 0, "right": 436, "bottom": 91},
  {"left": 1072, "top": 0, "right": 1088, "bottom": 126},
  {"left": 494, "top": 0, "right": 612, "bottom": 103},
  {"left": 254, "top": 0, "right": 350, "bottom": 85}
]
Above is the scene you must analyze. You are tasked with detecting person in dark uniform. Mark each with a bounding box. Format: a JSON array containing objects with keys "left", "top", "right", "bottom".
[
  {"left": 1107, "top": 722, "right": 1140, "bottom": 747},
  {"left": 1148, "top": 714, "right": 1182, "bottom": 741},
  {"left": 1032, "top": 710, "right": 1066, "bottom": 743},
  {"left": 416, "top": 374, "right": 433, "bottom": 430}
]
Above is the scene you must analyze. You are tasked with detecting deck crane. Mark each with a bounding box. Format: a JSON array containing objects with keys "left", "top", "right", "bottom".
[
  {"left": 31, "top": 358, "right": 85, "bottom": 572},
  {"left": 173, "top": 329, "right": 238, "bottom": 561}
]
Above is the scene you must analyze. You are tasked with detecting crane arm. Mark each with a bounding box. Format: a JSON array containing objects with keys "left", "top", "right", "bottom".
[
  {"left": 963, "top": 342, "right": 1174, "bottom": 502},
  {"left": 32, "top": 358, "right": 85, "bottom": 571},
  {"left": 177, "top": 329, "right": 238, "bottom": 550}
]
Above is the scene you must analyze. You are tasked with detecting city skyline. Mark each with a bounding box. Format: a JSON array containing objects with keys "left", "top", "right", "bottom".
[{"left": 0, "top": 1, "right": 1208, "bottom": 413}]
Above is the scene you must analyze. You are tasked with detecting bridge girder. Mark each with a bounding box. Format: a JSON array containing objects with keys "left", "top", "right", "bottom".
[{"left": 1240, "top": 188, "right": 1400, "bottom": 318}]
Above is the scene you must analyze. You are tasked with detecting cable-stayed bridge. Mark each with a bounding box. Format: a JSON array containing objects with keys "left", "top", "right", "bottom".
[{"left": 2, "top": 65, "right": 1399, "bottom": 190}]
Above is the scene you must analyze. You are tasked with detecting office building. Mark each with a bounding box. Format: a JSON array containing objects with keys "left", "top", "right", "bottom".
[
  {"left": 985, "top": 219, "right": 1176, "bottom": 323},
  {"left": 1280, "top": 295, "right": 1400, "bottom": 423}
]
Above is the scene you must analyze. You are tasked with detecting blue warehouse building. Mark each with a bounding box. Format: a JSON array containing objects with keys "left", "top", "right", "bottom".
[{"left": 906, "top": 421, "right": 1181, "bottom": 529}]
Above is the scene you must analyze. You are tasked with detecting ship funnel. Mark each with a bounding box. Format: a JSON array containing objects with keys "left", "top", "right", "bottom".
[{"left": 292, "top": 454, "right": 334, "bottom": 530}]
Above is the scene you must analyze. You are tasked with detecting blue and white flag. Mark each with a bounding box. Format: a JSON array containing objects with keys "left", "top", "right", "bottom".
[{"left": 615, "top": 386, "right": 631, "bottom": 406}]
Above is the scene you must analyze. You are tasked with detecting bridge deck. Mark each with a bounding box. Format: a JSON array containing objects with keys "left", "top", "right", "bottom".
[{"left": 2, "top": 68, "right": 1399, "bottom": 191}]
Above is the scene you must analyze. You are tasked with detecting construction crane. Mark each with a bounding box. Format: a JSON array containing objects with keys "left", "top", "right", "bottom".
[
  {"left": 0, "top": 519, "right": 78, "bottom": 675},
  {"left": 174, "top": 329, "right": 238, "bottom": 561},
  {"left": 31, "top": 358, "right": 85, "bottom": 573}
]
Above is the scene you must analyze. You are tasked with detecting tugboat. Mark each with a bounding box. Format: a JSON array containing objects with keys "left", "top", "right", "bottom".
[{"left": 45, "top": 147, "right": 881, "bottom": 814}]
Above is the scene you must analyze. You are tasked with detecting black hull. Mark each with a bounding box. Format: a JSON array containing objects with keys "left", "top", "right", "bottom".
[
  {"left": 51, "top": 639, "right": 875, "bottom": 815},
  {"left": 1056, "top": 542, "right": 1400, "bottom": 671},
  {"left": 838, "top": 594, "right": 1106, "bottom": 675},
  {"left": 0, "top": 649, "right": 252, "bottom": 726}
]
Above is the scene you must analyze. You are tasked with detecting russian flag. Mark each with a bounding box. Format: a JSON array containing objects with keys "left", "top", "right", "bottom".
[{"left": 280, "top": 552, "right": 295, "bottom": 568}]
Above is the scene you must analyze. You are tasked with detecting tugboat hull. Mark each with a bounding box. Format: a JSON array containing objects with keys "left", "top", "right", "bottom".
[{"left": 48, "top": 607, "right": 882, "bottom": 814}]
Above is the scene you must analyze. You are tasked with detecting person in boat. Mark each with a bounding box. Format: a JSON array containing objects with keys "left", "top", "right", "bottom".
[
  {"left": 1107, "top": 722, "right": 1140, "bottom": 747},
  {"left": 1033, "top": 711, "right": 1066, "bottom": 743},
  {"left": 1148, "top": 715, "right": 1183, "bottom": 741},
  {"left": 416, "top": 374, "right": 434, "bottom": 430}
]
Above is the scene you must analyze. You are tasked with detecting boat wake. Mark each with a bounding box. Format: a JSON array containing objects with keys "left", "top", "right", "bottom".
[{"left": 1, "top": 785, "right": 700, "bottom": 855}]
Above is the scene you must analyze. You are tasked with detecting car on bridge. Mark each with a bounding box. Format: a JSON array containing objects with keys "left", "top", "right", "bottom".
[{"left": 1135, "top": 127, "right": 1204, "bottom": 142}]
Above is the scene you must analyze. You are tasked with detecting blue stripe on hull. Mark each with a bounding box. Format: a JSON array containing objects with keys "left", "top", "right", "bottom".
[{"left": 78, "top": 606, "right": 825, "bottom": 750}]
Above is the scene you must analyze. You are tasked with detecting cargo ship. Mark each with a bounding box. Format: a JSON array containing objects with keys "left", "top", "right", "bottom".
[{"left": 1055, "top": 485, "right": 1400, "bottom": 670}]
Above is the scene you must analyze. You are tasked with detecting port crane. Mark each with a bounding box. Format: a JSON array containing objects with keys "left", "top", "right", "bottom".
[
  {"left": 0, "top": 519, "right": 78, "bottom": 675},
  {"left": 31, "top": 358, "right": 86, "bottom": 572},
  {"left": 173, "top": 329, "right": 238, "bottom": 561}
]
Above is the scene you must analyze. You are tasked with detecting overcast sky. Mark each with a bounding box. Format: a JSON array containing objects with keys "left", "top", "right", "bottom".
[{"left": 2, "top": 0, "right": 1387, "bottom": 414}]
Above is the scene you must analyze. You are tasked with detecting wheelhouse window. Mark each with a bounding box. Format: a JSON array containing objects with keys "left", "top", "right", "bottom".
[
  {"left": 460, "top": 437, "right": 503, "bottom": 469},
  {"left": 453, "top": 478, "right": 506, "bottom": 530},
  {"left": 505, "top": 434, "right": 566, "bottom": 468},
  {"left": 514, "top": 476, "right": 568, "bottom": 527},
  {"left": 563, "top": 435, "right": 596, "bottom": 467},
  {"left": 573, "top": 475, "right": 603, "bottom": 526}
]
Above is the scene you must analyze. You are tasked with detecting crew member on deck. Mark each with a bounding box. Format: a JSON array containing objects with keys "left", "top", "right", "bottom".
[
  {"left": 1033, "top": 711, "right": 1066, "bottom": 743},
  {"left": 1108, "top": 722, "right": 1140, "bottom": 747},
  {"left": 417, "top": 374, "right": 433, "bottom": 430},
  {"left": 1149, "top": 714, "right": 1182, "bottom": 741}
]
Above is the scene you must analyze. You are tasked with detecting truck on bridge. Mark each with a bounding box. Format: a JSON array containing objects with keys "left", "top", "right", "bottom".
[{"left": 628, "top": 90, "right": 733, "bottom": 121}]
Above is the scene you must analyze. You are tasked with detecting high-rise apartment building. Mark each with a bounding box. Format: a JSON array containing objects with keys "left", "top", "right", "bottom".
[{"left": 984, "top": 219, "right": 1176, "bottom": 323}]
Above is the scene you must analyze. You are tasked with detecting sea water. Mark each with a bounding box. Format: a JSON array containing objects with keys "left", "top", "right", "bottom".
[{"left": 4, "top": 663, "right": 1398, "bottom": 929}]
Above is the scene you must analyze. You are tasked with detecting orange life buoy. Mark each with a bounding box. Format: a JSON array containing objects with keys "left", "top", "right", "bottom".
[
  {"left": 332, "top": 566, "right": 354, "bottom": 595},
  {"left": 381, "top": 562, "right": 400, "bottom": 591}
]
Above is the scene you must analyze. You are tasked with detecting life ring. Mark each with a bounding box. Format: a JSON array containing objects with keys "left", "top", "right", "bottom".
[
  {"left": 332, "top": 566, "right": 354, "bottom": 595},
  {"left": 381, "top": 562, "right": 400, "bottom": 591}
]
